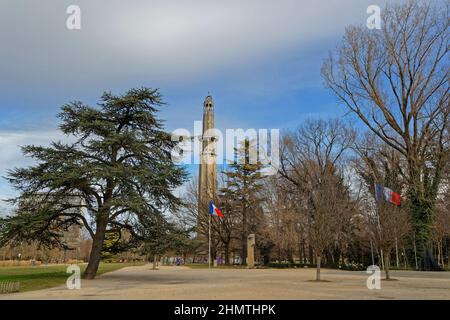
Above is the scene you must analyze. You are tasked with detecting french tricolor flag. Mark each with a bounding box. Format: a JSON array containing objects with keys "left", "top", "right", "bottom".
[
  {"left": 209, "top": 201, "right": 224, "bottom": 218},
  {"left": 375, "top": 183, "right": 401, "bottom": 206}
]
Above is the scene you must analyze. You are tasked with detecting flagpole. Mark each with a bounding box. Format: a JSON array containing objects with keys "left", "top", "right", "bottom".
[{"left": 208, "top": 214, "right": 211, "bottom": 270}]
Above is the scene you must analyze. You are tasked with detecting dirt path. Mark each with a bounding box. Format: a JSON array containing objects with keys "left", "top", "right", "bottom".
[{"left": 2, "top": 265, "right": 449, "bottom": 300}]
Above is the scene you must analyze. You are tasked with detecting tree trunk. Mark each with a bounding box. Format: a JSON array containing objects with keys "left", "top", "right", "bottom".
[
  {"left": 409, "top": 187, "right": 439, "bottom": 270},
  {"left": 316, "top": 254, "right": 321, "bottom": 281},
  {"left": 402, "top": 247, "right": 408, "bottom": 269},
  {"left": 413, "top": 232, "right": 419, "bottom": 269},
  {"left": 84, "top": 218, "right": 107, "bottom": 279},
  {"left": 437, "top": 242, "right": 441, "bottom": 267},
  {"left": 224, "top": 243, "right": 230, "bottom": 265},
  {"left": 241, "top": 210, "right": 247, "bottom": 265},
  {"left": 308, "top": 244, "right": 314, "bottom": 265},
  {"left": 211, "top": 246, "right": 217, "bottom": 266},
  {"left": 395, "top": 238, "right": 399, "bottom": 268},
  {"left": 383, "top": 251, "right": 391, "bottom": 280},
  {"left": 301, "top": 241, "right": 306, "bottom": 264},
  {"left": 447, "top": 245, "right": 450, "bottom": 270},
  {"left": 288, "top": 248, "right": 295, "bottom": 264},
  {"left": 152, "top": 255, "right": 157, "bottom": 270}
]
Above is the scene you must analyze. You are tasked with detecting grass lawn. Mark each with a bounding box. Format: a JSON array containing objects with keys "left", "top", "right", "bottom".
[
  {"left": 186, "top": 263, "right": 247, "bottom": 269},
  {"left": 0, "top": 262, "right": 145, "bottom": 293}
]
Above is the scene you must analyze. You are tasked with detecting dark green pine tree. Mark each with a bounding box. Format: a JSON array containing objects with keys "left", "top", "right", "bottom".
[
  {"left": 0, "top": 87, "right": 187, "bottom": 279},
  {"left": 221, "top": 139, "right": 265, "bottom": 265}
]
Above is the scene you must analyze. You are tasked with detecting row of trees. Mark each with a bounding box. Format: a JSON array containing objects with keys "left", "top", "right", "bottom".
[
  {"left": 178, "top": 0, "right": 449, "bottom": 280},
  {"left": 181, "top": 116, "right": 448, "bottom": 281},
  {"left": 322, "top": 0, "right": 449, "bottom": 275},
  {"left": 0, "top": 0, "right": 447, "bottom": 281}
]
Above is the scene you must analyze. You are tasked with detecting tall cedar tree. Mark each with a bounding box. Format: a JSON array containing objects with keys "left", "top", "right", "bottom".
[
  {"left": 0, "top": 88, "right": 187, "bottom": 279},
  {"left": 221, "top": 139, "right": 264, "bottom": 265}
]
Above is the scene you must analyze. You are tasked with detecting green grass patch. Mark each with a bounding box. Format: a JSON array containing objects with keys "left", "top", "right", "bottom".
[
  {"left": 0, "top": 262, "right": 145, "bottom": 293},
  {"left": 186, "top": 263, "right": 248, "bottom": 269},
  {"left": 266, "top": 262, "right": 315, "bottom": 269}
]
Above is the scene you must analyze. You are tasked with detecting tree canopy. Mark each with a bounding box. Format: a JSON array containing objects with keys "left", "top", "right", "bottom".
[
  {"left": 322, "top": 0, "right": 449, "bottom": 267},
  {"left": 0, "top": 87, "right": 187, "bottom": 278}
]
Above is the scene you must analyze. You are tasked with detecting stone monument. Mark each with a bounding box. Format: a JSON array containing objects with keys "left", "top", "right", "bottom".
[{"left": 247, "top": 234, "right": 255, "bottom": 268}]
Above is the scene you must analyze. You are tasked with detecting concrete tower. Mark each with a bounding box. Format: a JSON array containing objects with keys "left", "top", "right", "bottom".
[{"left": 198, "top": 94, "right": 218, "bottom": 218}]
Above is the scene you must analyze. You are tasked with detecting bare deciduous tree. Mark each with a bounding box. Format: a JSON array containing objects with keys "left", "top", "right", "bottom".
[
  {"left": 354, "top": 134, "right": 412, "bottom": 277},
  {"left": 432, "top": 197, "right": 450, "bottom": 268},
  {"left": 280, "top": 119, "right": 355, "bottom": 280},
  {"left": 322, "top": 0, "right": 449, "bottom": 266},
  {"left": 262, "top": 176, "right": 299, "bottom": 263}
]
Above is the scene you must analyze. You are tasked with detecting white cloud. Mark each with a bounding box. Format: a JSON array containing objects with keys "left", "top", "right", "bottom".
[
  {"left": 0, "top": 0, "right": 388, "bottom": 87},
  {"left": 0, "top": 0, "right": 406, "bottom": 211},
  {"left": 0, "top": 130, "right": 67, "bottom": 206},
  {"left": 0, "top": 130, "right": 64, "bottom": 173}
]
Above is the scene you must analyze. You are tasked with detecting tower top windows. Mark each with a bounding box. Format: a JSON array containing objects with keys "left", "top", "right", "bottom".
[{"left": 204, "top": 94, "right": 214, "bottom": 110}]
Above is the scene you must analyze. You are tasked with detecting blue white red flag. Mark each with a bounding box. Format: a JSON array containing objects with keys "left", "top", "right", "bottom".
[
  {"left": 375, "top": 183, "right": 401, "bottom": 206},
  {"left": 209, "top": 201, "right": 224, "bottom": 218}
]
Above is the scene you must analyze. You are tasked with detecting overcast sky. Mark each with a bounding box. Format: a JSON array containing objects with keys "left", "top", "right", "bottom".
[{"left": 0, "top": 0, "right": 403, "bottom": 212}]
